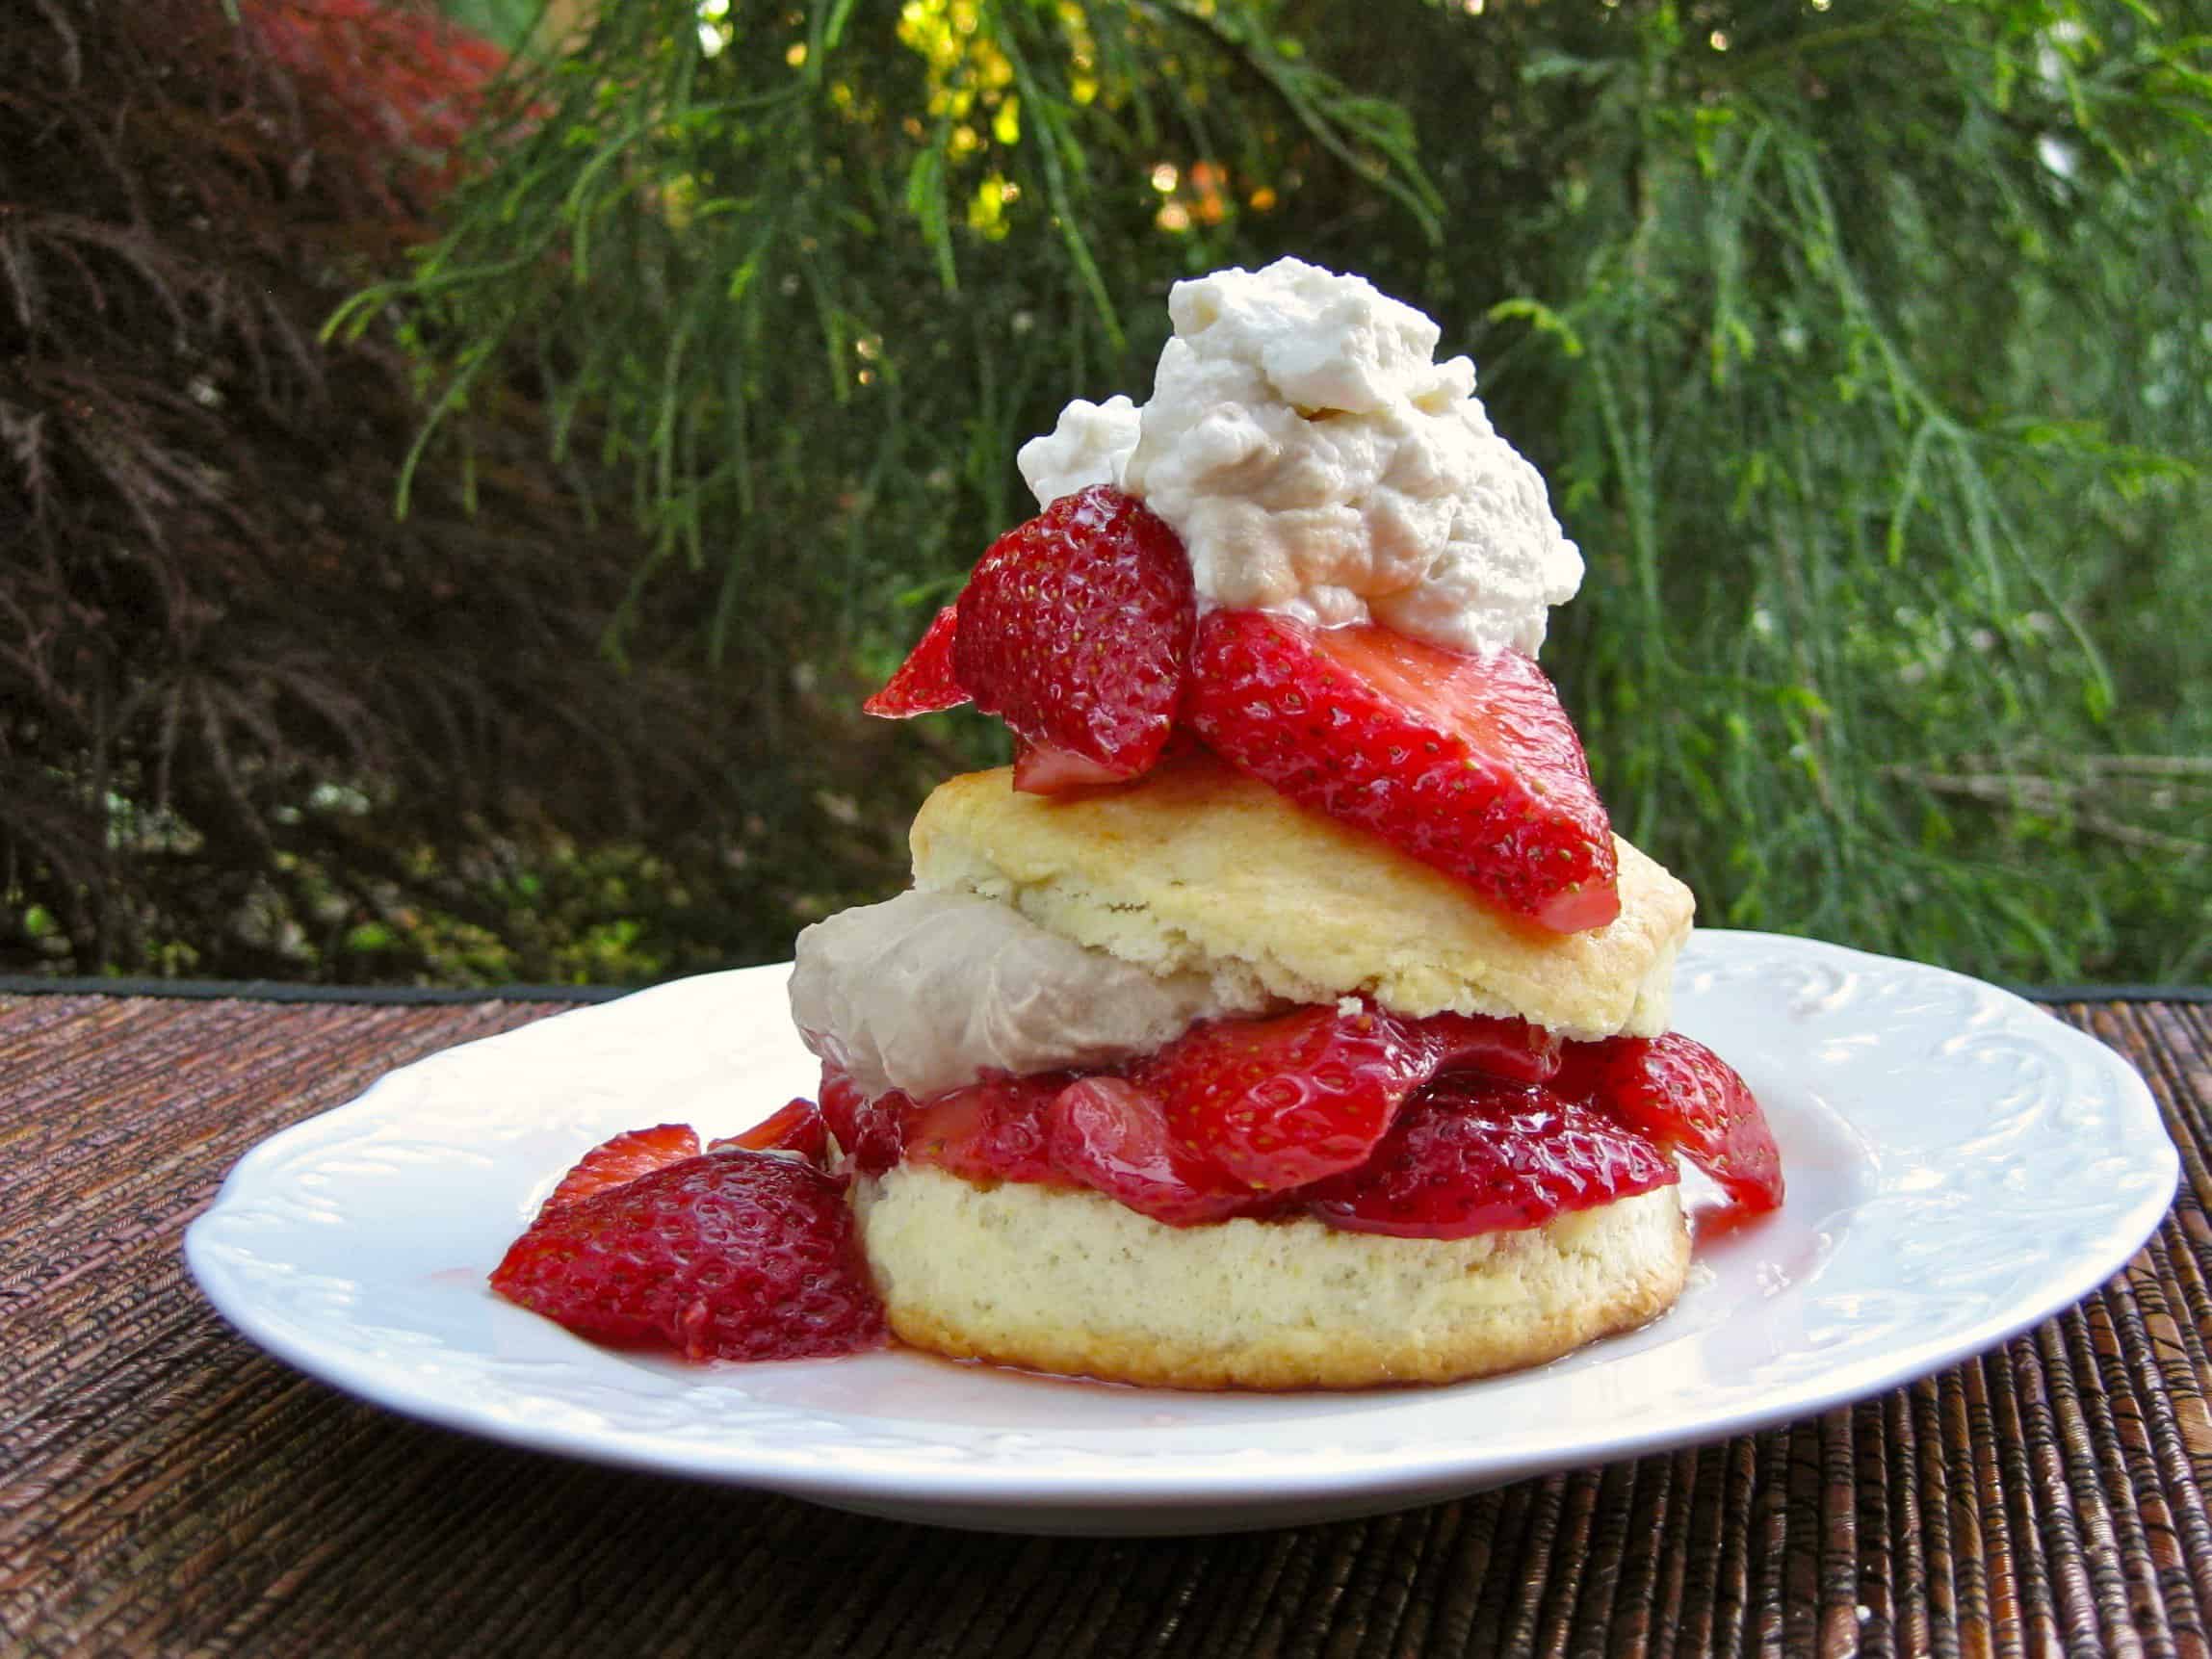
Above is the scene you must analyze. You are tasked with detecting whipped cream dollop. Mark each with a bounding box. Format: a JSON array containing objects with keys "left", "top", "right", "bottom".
[
  {"left": 789, "top": 890, "right": 1260, "bottom": 1101},
  {"left": 1015, "top": 258, "right": 1582, "bottom": 658},
  {"left": 1015, "top": 394, "right": 1140, "bottom": 512}
]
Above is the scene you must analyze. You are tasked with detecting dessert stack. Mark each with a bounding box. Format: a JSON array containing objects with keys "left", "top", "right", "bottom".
[
  {"left": 789, "top": 260, "right": 1781, "bottom": 1387},
  {"left": 489, "top": 260, "right": 1783, "bottom": 1387}
]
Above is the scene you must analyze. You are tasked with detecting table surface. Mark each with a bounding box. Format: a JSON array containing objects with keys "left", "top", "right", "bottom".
[{"left": 5, "top": 984, "right": 2209, "bottom": 1658}]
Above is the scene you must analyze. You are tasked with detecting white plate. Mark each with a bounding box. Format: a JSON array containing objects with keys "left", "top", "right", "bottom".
[{"left": 186, "top": 931, "right": 2175, "bottom": 1536}]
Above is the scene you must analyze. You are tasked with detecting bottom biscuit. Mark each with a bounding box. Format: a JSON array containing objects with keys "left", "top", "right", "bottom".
[{"left": 855, "top": 1164, "right": 1690, "bottom": 1390}]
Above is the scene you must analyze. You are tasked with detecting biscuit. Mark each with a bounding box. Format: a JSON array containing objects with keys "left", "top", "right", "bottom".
[
  {"left": 857, "top": 1166, "right": 1690, "bottom": 1390},
  {"left": 910, "top": 749, "right": 1694, "bottom": 1042}
]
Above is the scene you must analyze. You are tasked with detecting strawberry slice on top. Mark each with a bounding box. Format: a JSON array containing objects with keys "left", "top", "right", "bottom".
[
  {"left": 862, "top": 604, "right": 966, "bottom": 717},
  {"left": 862, "top": 485, "right": 1196, "bottom": 793},
  {"left": 955, "top": 485, "right": 1196, "bottom": 791},
  {"left": 1184, "top": 612, "right": 1620, "bottom": 932}
]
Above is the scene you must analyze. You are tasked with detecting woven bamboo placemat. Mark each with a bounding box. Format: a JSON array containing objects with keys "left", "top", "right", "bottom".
[{"left": 3, "top": 989, "right": 2205, "bottom": 1657}]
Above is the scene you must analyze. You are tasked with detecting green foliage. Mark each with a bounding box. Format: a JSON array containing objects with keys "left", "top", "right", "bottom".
[
  {"left": 1361, "top": 0, "right": 2212, "bottom": 978},
  {"left": 358, "top": 0, "right": 2210, "bottom": 983},
  {"left": 436, "top": 0, "right": 545, "bottom": 49},
  {"left": 338, "top": 0, "right": 1428, "bottom": 671}
]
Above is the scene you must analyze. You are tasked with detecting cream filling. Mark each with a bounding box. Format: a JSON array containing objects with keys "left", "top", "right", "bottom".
[{"left": 789, "top": 890, "right": 1269, "bottom": 1101}]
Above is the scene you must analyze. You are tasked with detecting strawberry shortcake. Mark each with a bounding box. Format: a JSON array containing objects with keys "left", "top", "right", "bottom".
[
  {"left": 796, "top": 746, "right": 1706, "bottom": 1387},
  {"left": 488, "top": 259, "right": 1783, "bottom": 1387}
]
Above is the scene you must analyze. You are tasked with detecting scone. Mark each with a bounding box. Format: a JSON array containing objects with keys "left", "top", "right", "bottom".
[
  {"left": 909, "top": 751, "right": 1691, "bottom": 1042},
  {"left": 855, "top": 1168, "right": 1688, "bottom": 1390}
]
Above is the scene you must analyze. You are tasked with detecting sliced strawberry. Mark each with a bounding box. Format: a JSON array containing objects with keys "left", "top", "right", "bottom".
[
  {"left": 1185, "top": 613, "right": 1620, "bottom": 932},
  {"left": 1130, "top": 1000, "right": 1503, "bottom": 1193},
  {"left": 1548, "top": 1036, "right": 1617, "bottom": 1106},
  {"left": 818, "top": 1063, "right": 904, "bottom": 1176},
  {"left": 1421, "top": 1012, "right": 1564, "bottom": 1086},
  {"left": 953, "top": 485, "right": 1195, "bottom": 791},
  {"left": 1046, "top": 1076, "right": 1281, "bottom": 1227},
  {"left": 901, "top": 1072, "right": 1068, "bottom": 1185},
  {"left": 709, "top": 1099, "right": 830, "bottom": 1165},
  {"left": 543, "top": 1124, "right": 701, "bottom": 1211},
  {"left": 1303, "top": 1075, "right": 1678, "bottom": 1239},
  {"left": 863, "top": 604, "right": 968, "bottom": 717},
  {"left": 1585, "top": 1034, "right": 1783, "bottom": 1214},
  {"left": 491, "top": 1150, "right": 888, "bottom": 1361}
]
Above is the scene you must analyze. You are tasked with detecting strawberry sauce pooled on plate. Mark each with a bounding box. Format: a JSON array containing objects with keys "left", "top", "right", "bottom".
[{"left": 487, "top": 259, "right": 1784, "bottom": 1383}]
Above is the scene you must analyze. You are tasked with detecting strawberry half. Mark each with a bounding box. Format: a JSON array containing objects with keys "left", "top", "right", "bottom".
[
  {"left": 864, "top": 604, "right": 967, "bottom": 717},
  {"left": 543, "top": 1124, "right": 701, "bottom": 1211},
  {"left": 1185, "top": 613, "right": 1620, "bottom": 932},
  {"left": 490, "top": 1149, "right": 888, "bottom": 1361},
  {"left": 1303, "top": 1074, "right": 1679, "bottom": 1239},
  {"left": 1581, "top": 1034, "right": 1783, "bottom": 1216},
  {"left": 953, "top": 485, "right": 1195, "bottom": 792}
]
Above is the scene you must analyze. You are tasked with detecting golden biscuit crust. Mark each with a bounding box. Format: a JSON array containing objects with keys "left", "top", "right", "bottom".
[
  {"left": 909, "top": 751, "right": 1694, "bottom": 1042},
  {"left": 856, "top": 1167, "right": 1690, "bottom": 1390}
]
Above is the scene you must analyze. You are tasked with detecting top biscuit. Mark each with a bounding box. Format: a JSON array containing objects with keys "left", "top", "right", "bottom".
[{"left": 910, "top": 749, "right": 1695, "bottom": 1041}]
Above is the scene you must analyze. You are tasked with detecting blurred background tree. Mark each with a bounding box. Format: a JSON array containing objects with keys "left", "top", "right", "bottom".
[
  {"left": 0, "top": 0, "right": 918, "bottom": 986},
  {"left": 7, "top": 0, "right": 2207, "bottom": 986}
]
